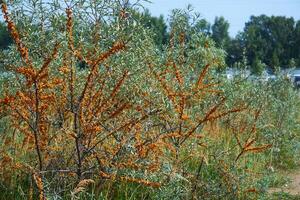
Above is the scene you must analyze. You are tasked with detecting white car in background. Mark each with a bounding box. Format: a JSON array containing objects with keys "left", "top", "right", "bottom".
[{"left": 292, "top": 69, "right": 300, "bottom": 87}]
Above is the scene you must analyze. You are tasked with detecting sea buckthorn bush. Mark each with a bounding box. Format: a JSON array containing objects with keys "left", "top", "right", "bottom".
[{"left": 0, "top": 1, "right": 299, "bottom": 199}]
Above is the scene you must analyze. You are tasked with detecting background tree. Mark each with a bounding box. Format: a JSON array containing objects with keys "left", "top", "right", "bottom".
[
  {"left": 243, "top": 15, "right": 269, "bottom": 68},
  {"left": 0, "top": 22, "right": 12, "bottom": 49},
  {"left": 251, "top": 55, "right": 266, "bottom": 75},
  {"left": 139, "top": 9, "right": 168, "bottom": 48},
  {"left": 294, "top": 20, "right": 300, "bottom": 66},
  {"left": 268, "top": 16, "right": 295, "bottom": 67},
  {"left": 288, "top": 58, "right": 296, "bottom": 68},
  {"left": 271, "top": 51, "right": 280, "bottom": 71},
  {"left": 211, "top": 16, "right": 230, "bottom": 48},
  {"left": 243, "top": 15, "right": 296, "bottom": 70},
  {"left": 193, "top": 18, "right": 211, "bottom": 35},
  {"left": 226, "top": 33, "right": 244, "bottom": 67}
]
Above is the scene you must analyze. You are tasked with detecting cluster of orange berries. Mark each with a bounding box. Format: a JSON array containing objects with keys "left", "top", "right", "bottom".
[{"left": 1, "top": 3, "right": 30, "bottom": 64}]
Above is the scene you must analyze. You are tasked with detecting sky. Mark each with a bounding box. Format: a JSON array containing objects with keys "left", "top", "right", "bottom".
[{"left": 144, "top": 0, "right": 300, "bottom": 37}]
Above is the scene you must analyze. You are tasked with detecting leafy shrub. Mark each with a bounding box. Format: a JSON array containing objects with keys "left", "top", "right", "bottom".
[{"left": 0, "top": 1, "right": 299, "bottom": 200}]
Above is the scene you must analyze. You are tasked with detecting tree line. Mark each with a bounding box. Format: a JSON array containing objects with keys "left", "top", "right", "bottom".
[
  {"left": 137, "top": 10, "right": 300, "bottom": 74},
  {"left": 1, "top": 10, "right": 299, "bottom": 74}
]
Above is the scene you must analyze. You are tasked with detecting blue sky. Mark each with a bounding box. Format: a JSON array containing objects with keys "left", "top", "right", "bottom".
[{"left": 144, "top": 0, "right": 300, "bottom": 37}]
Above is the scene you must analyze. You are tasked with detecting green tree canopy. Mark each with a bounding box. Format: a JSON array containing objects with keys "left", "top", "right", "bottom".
[
  {"left": 0, "top": 22, "right": 12, "bottom": 49},
  {"left": 243, "top": 15, "right": 295, "bottom": 69},
  {"left": 194, "top": 18, "right": 211, "bottom": 35},
  {"left": 139, "top": 9, "right": 168, "bottom": 48},
  {"left": 211, "top": 16, "right": 230, "bottom": 48}
]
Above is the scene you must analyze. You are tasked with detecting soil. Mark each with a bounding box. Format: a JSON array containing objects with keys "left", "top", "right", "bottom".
[{"left": 268, "top": 171, "right": 300, "bottom": 195}]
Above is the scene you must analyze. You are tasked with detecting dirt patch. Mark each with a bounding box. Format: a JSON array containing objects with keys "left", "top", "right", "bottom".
[{"left": 269, "top": 171, "right": 300, "bottom": 195}]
